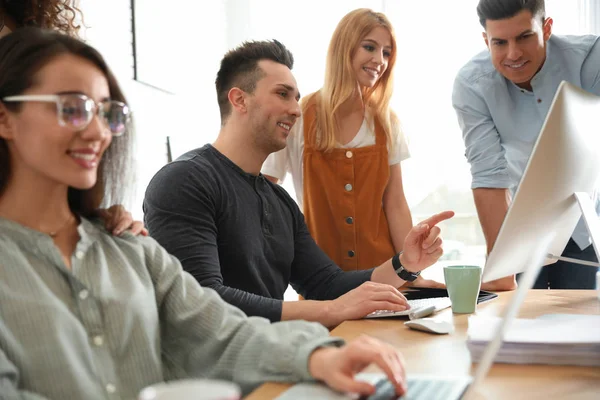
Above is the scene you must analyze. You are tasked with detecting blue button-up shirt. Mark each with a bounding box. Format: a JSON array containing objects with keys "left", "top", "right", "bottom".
[{"left": 452, "top": 34, "right": 600, "bottom": 249}]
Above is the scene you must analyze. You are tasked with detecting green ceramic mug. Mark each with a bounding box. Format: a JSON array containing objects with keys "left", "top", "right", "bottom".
[{"left": 443, "top": 265, "right": 482, "bottom": 313}]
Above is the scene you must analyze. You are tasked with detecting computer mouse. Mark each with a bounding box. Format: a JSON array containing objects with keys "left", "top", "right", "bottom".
[{"left": 404, "top": 318, "right": 454, "bottom": 334}]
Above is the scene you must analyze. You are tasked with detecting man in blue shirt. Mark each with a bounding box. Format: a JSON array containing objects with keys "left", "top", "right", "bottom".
[{"left": 452, "top": 0, "right": 600, "bottom": 290}]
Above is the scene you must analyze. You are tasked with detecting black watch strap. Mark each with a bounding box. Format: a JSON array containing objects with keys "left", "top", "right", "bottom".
[{"left": 392, "top": 252, "right": 420, "bottom": 282}]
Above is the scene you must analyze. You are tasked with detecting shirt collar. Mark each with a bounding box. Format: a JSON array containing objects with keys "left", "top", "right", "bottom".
[{"left": 0, "top": 215, "right": 103, "bottom": 250}]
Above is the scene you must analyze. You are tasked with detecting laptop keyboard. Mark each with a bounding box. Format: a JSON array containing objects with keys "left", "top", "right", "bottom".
[
  {"left": 360, "top": 376, "right": 471, "bottom": 400},
  {"left": 365, "top": 297, "right": 452, "bottom": 318}
]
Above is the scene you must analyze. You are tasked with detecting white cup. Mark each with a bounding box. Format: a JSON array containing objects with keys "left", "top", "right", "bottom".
[{"left": 138, "top": 379, "right": 241, "bottom": 400}]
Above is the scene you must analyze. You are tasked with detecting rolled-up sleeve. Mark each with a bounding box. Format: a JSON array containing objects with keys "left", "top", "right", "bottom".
[
  {"left": 582, "top": 37, "right": 600, "bottom": 95},
  {"left": 452, "top": 75, "right": 511, "bottom": 189}
]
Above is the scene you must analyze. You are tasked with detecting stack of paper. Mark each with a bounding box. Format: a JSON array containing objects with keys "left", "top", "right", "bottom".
[{"left": 467, "top": 314, "right": 600, "bottom": 367}]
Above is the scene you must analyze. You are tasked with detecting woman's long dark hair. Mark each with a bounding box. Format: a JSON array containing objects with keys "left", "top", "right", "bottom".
[{"left": 0, "top": 27, "right": 134, "bottom": 216}]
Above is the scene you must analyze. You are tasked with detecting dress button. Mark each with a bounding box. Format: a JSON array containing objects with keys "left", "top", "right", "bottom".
[
  {"left": 93, "top": 335, "right": 104, "bottom": 347},
  {"left": 105, "top": 383, "right": 116, "bottom": 394},
  {"left": 348, "top": 250, "right": 355, "bottom": 257},
  {"left": 537, "top": 98, "right": 542, "bottom": 103},
  {"left": 75, "top": 250, "right": 85, "bottom": 260},
  {"left": 79, "top": 289, "right": 89, "bottom": 300},
  {"left": 346, "top": 150, "right": 353, "bottom": 159},
  {"left": 346, "top": 217, "right": 354, "bottom": 224},
  {"left": 344, "top": 183, "right": 353, "bottom": 192}
]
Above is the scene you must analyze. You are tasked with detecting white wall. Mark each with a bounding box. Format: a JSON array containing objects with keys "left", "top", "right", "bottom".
[{"left": 80, "top": 0, "right": 216, "bottom": 218}]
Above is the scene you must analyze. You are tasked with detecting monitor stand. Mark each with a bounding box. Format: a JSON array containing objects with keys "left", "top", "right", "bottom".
[{"left": 546, "top": 192, "right": 600, "bottom": 268}]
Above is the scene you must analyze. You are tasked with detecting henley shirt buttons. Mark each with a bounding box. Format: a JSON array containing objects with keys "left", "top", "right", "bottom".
[
  {"left": 344, "top": 184, "right": 353, "bottom": 192},
  {"left": 75, "top": 250, "right": 85, "bottom": 260},
  {"left": 105, "top": 384, "right": 116, "bottom": 394},
  {"left": 537, "top": 98, "right": 542, "bottom": 103},
  {"left": 348, "top": 250, "right": 355, "bottom": 257},
  {"left": 346, "top": 217, "right": 354, "bottom": 224},
  {"left": 78, "top": 290, "right": 89, "bottom": 300},
  {"left": 92, "top": 335, "right": 104, "bottom": 347},
  {"left": 346, "top": 151, "right": 353, "bottom": 159}
]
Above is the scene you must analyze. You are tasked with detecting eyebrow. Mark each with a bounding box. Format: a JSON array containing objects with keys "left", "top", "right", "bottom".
[
  {"left": 362, "top": 38, "right": 392, "bottom": 51},
  {"left": 277, "top": 84, "right": 301, "bottom": 101},
  {"left": 491, "top": 29, "right": 534, "bottom": 42},
  {"left": 56, "top": 90, "right": 111, "bottom": 102}
]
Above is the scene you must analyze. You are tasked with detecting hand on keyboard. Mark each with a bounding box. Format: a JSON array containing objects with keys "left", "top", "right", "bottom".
[
  {"left": 366, "top": 297, "right": 452, "bottom": 319},
  {"left": 321, "top": 282, "right": 409, "bottom": 327},
  {"left": 308, "top": 335, "right": 407, "bottom": 397}
]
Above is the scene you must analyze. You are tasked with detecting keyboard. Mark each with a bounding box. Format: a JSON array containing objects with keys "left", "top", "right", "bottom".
[
  {"left": 360, "top": 375, "right": 472, "bottom": 400},
  {"left": 364, "top": 297, "right": 452, "bottom": 319},
  {"left": 274, "top": 373, "right": 471, "bottom": 400}
]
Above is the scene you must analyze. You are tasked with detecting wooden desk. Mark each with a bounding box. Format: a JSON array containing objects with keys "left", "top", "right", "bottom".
[{"left": 247, "top": 290, "right": 600, "bottom": 400}]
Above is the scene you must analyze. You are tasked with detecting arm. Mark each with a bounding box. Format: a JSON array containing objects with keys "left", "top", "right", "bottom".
[
  {"left": 147, "top": 239, "right": 408, "bottom": 397},
  {"left": 0, "top": 347, "right": 49, "bottom": 399},
  {"left": 285, "top": 204, "right": 413, "bottom": 327},
  {"left": 144, "top": 238, "right": 343, "bottom": 394},
  {"left": 382, "top": 163, "right": 413, "bottom": 252},
  {"left": 452, "top": 75, "right": 516, "bottom": 291},
  {"left": 473, "top": 188, "right": 517, "bottom": 290},
  {"left": 371, "top": 211, "right": 455, "bottom": 287},
  {"left": 582, "top": 37, "right": 600, "bottom": 95},
  {"left": 143, "top": 162, "right": 284, "bottom": 322}
]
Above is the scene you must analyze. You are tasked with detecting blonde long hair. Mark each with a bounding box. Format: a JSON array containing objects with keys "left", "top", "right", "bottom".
[{"left": 304, "top": 8, "right": 399, "bottom": 152}]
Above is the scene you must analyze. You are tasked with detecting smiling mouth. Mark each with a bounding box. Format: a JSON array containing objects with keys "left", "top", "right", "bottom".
[
  {"left": 504, "top": 61, "right": 529, "bottom": 69},
  {"left": 363, "top": 67, "right": 379, "bottom": 77},
  {"left": 67, "top": 150, "right": 99, "bottom": 168},
  {"left": 277, "top": 122, "right": 291, "bottom": 131}
]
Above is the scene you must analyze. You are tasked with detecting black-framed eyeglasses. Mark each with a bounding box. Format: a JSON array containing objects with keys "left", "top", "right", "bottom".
[{"left": 2, "top": 93, "right": 131, "bottom": 136}]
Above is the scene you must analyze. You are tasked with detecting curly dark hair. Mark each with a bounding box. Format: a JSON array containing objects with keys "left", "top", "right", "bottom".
[{"left": 1, "top": 0, "right": 82, "bottom": 35}]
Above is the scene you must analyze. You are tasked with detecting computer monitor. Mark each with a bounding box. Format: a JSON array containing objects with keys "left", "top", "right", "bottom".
[{"left": 482, "top": 81, "right": 600, "bottom": 283}]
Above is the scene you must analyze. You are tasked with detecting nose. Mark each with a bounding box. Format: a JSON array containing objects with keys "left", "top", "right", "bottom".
[
  {"left": 289, "top": 99, "right": 301, "bottom": 118},
  {"left": 372, "top": 49, "right": 385, "bottom": 65},
  {"left": 507, "top": 41, "right": 523, "bottom": 60},
  {"left": 80, "top": 112, "right": 111, "bottom": 141}
]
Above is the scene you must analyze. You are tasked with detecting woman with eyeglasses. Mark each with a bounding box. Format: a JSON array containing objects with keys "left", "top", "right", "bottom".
[
  {"left": 0, "top": 0, "right": 145, "bottom": 235},
  {"left": 0, "top": 27, "right": 409, "bottom": 399}
]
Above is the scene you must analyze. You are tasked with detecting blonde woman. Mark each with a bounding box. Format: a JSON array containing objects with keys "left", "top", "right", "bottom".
[{"left": 264, "top": 9, "right": 430, "bottom": 282}]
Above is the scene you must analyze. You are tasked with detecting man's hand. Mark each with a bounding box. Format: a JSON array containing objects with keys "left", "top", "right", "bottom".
[
  {"left": 96, "top": 205, "right": 148, "bottom": 236},
  {"left": 401, "top": 211, "right": 455, "bottom": 273},
  {"left": 322, "top": 282, "right": 409, "bottom": 327},
  {"left": 308, "top": 335, "right": 407, "bottom": 396}
]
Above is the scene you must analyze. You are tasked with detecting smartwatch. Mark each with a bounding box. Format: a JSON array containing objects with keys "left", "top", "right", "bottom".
[{"left": 392, "top": 251, "right": 420, "bottom": 282}]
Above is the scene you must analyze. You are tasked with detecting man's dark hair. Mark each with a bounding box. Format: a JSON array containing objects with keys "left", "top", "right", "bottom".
[
  {"left": 215, "top": 39, "right": 294, "bottom": 124},
  {"left": 477, "top": 0, "right": 545, "bottom": 28}
]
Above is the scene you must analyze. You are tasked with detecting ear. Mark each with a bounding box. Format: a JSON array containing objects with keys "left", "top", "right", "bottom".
[
  {"left": 0, "top": 103, "right": 15, "bottom": 140},
  {"left": 482, "top": 31, "right": 490, "bottom": 49},
  {"left": 542, "top": 17, "right": 553, "bottom": 41},
  {"left": 227, "top": 87, "right": 248, "bottom": 115}
]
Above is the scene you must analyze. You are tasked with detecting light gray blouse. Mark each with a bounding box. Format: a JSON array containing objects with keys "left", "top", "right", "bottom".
[{"left": 0, "top": 217, "right": 342, "bottom": 399}]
